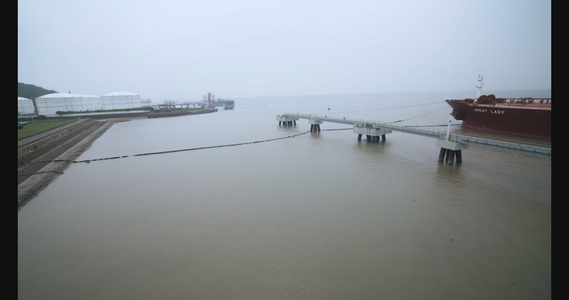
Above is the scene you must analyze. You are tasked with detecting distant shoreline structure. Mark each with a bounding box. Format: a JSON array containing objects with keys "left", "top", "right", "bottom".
[{"left": 147, "top": 108, "right": 217, "bottom": 118}]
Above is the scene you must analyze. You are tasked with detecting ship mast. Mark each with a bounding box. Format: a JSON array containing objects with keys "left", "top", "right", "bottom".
[{"left": 475, "top": 75, "right": 484, "bottom": 99}]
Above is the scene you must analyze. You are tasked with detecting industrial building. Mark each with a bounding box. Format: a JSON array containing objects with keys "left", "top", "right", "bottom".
[{"left": 32, "top": 91, "right": 142, "bottom": 116}]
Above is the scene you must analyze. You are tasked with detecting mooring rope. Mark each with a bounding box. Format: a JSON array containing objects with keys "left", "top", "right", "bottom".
[
  {"left": 311, "top": 101, "right": 450, "bottom": 125},
  {"left": 387, "top": 107, "right": 449, "bottom": 123},
  {"left": 365, "top": 101, "right": 445, "bottom": 112},
  {"left": 323, "top": 101, "right": 444, "bottom": 115}
]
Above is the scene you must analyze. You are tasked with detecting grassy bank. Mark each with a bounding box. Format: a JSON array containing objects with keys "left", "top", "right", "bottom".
[{"left": 18, "top": 120, "right": 77, "bottom": 140}]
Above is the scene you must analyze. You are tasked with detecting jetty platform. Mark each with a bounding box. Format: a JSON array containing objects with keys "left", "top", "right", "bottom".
[{"left": 277, "top": 113, "right": 551, "bottom": 165}]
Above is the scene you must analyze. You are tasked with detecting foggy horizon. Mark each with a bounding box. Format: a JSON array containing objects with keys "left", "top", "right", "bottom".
[{"left": 18, "top": 0, "right": 551, "bottom": 100}]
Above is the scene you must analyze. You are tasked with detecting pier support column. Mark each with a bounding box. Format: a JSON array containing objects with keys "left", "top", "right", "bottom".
[
  {"left": 438, "top": 148, "right": 447, "bottom": 162},
  {"left": 309, "top": 119, "right": 322, "bottom": 132},
  {"left": 353, "top": 125, "right": 392, "bottom": 143},
  {"left": 276, "top": 115, "right": 299, "bottom": 127},
  {"left": 455, "top": 150, "right": 462, "bottom": 164},
  {"left": 445, "top": 150, "right": 456, "bottom": 165},
  {"left": 436, "top": 139, "right": 468, "bottom": 165}
]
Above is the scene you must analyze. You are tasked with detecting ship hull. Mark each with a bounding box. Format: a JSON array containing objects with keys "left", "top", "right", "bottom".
[{"left": 446, "top": 99, "right": 551, "bottom": 140}]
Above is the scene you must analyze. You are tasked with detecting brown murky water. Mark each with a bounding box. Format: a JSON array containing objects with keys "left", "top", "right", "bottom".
[{"left": 18, "top": 92, "right": 551, "bottom": 299}]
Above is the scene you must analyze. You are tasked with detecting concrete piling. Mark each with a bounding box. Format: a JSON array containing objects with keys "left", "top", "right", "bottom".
[
  {"left": 445, "top": 150, "right": 455, "bottom": 165},
  {"left": 436, "top": 139, "right": 468, "bottom": 165},
  {"left": 455, "top": 150, "right": 462, "bottom": 163},
  {"left": 353, "top": 125, "right": 392, "bottom": 143},
  {"left": 309, "top": 119, "right": 322, "bottom": 132},
  {"left": 438, "top": 148, "right": 447, "bottom": 162},
  {"left": 276, "top": 115, "right": 299, "bottom": 127}
]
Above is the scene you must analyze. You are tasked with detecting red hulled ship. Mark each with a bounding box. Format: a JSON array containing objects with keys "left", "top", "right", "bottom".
[{"left": 445, "top": 76, "right": 551, "bottom": 140}]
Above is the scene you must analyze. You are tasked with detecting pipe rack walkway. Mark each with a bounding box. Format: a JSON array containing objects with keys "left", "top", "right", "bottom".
[{"left": 276, "top": 113, "right": 551, "bottom": 164}]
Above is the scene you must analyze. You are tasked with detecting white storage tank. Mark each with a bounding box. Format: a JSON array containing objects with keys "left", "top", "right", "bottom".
[
  {"left": 100, "top": 92, "right": 142, "bottom": 110},
  {"left": 18, "top": 97, "right": 36, "bottom": 115},
  {"left": 35, "top": 93, "right": 101, "bottom": 116}
]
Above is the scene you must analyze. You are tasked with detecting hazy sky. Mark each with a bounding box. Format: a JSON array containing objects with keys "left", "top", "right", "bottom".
[{"left": 18, "top": 0, "right": 551, "bottom": 100}]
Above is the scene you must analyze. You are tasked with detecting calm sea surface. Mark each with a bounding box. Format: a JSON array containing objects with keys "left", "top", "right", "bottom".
[{"left": 18, "top": 90, "right": 551, "bottom": 300}]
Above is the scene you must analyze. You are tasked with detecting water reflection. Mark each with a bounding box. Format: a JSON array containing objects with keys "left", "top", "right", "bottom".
[{"left": 19, "top": 93, "right": 551, "bottom": 300}]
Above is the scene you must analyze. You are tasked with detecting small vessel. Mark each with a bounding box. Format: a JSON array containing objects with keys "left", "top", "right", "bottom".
[{"left": 445, "top": 76, "right": 551, "bottom": 140}]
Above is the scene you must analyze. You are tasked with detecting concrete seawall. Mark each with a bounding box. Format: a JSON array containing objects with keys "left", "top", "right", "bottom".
[{"left": 18, "top": 119, "right": 120, "bottom": 209}]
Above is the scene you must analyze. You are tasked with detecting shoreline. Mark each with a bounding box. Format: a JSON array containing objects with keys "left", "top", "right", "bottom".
[{"left": 17, "top": 118, "right": 129, "bottom": 210}]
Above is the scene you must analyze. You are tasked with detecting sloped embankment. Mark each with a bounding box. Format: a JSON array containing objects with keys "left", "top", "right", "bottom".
[{"left": 17, "top": 119, "right": 119, "bottom": 209}]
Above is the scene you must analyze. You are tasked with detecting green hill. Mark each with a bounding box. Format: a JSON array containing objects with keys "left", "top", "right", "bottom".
[{"left": 18, "top": 82, "right": 58, "bottom": 100}]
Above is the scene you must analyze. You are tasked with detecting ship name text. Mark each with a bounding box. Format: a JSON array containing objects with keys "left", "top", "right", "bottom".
[{"left": 473, "top": 108, "right": 505, "bottom": 114}]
